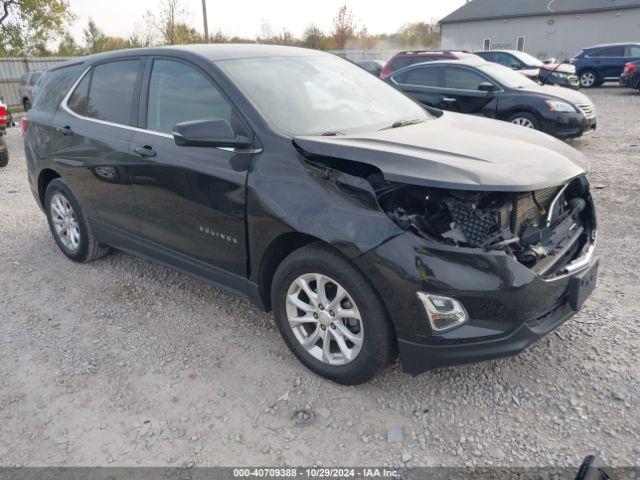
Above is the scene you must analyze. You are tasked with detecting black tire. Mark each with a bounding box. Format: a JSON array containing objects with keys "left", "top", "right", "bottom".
[
  {"left": 0, "top": 138, "right": 7, "bottom": 167},
  {"left": 44, "top": 178, "right": 109, "bottom": 263},
  {"left": 271, "top": 242, "right": 396, "bottom": 385},
  {"left": 579, "top": 70, "right": 599, "bottom": 88},
  {"left": 507, "top": 111, "right": 541, "bottom": 131},
  {"left": 23, "top": 98, "right": 31, "bottom": 111}
]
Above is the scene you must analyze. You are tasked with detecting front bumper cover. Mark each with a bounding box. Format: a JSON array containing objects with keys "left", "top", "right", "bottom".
[{"left": 355, "top": 230, "right": 598, "bottom": 375}]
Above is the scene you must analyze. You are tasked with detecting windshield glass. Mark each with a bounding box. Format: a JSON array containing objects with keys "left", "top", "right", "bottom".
[
  {"left": 478, "top": 63, "right": 540, "bottom": 89},
  {"left": 217, "top": 55, "right": 430, "bottom": 136},
  {"left": 510, "top": 51, "right": 544, "bottom": 67}
]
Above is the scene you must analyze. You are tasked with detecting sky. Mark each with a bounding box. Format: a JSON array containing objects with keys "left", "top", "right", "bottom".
[{"left": 67, "top": 0, "right": 466, "bottom": 43}]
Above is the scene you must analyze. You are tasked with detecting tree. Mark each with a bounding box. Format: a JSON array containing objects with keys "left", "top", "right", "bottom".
[
  {"left": 83, "top": 19, "right": 107, "bottom": 54},
  {"left": 302, "top": 24, "right": 328, "bottom": 50},
  {"left": 153, "top": 0, "right": 188, "bottom": 45},
  {"left": 0, "top": 0, "right": 75, "bottom": 56},
  {"left": 57, "top": 31, "right": 80, "bottom": 56},
  {"left": 331, "top": 5, "right": 357, "bottom": 50}
]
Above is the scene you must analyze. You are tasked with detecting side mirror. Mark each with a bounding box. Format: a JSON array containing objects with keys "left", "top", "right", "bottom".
[
  {"left": 478, "top": 82, "right": 498, "bottom": 92},
  {"left": 510, "top": 64, "right": 521, "bottom": 70},
  {"left": 172, "top": 119, "right": 251, "bottom": 149}
]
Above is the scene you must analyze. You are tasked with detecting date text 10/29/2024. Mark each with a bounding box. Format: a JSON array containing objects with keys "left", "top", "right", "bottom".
[{"left": 233, "top": 468, "right": 400, "bottom": 478}]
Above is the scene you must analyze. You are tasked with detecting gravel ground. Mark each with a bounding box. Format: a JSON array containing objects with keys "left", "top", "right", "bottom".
[{"left": 0, "top": 86, "right": 639, "bottom": 468}]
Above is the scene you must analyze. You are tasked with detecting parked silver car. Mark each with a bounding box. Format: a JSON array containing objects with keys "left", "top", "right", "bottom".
[{"left": 18, "top": 71, "right": 43, "bottom": 111}]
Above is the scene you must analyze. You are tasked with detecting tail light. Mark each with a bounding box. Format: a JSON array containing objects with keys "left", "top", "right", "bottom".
[
  {"left": 20, "top": 116, "right": 29, "bottom": 135},
  {"left": 624, "top": 62, "right": 636, "bottom": 73},
  {"left": 0, "top": 105, "right": 6, "bottom": 127}
]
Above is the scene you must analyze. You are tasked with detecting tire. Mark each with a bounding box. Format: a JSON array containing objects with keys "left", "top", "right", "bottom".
[
  {"left": 0, "top": 137, "right": 7, "bottom": 167},
  {"left": 579, "top": 70, "right": 598, "bottom": 88},
  {"left": 44, "top": 178, "right": 110, "bottom": 263},
  {"left": 23, "top": 98, "right": 31, "bottom": 111},
  {"left": 271, "top": 242, "right": 396, "bottom": 385},
  {"left": 507, "top": 111, "right": 540, "bottom": 131}
]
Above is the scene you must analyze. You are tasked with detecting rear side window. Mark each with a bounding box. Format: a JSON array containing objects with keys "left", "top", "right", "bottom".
[
  {"left": 85, "top": 59, "right": 142, "bottom": 126},
  {"left": 443, "top": 67, "right": 486, "bottom": 90},
  {"left": 626, "top": 45, "right": 640, "bottom": 57},
  {"left": 146, "top": 59, "right": 232, "bottom": 135},
  {"left": 394, "top": 66, "right": 442, "bottom": 87},
  {"left": 591, "top": 46, "right": 624, "bottom": 57},
  {"left": 32, "top": 63, "right": 82, "bottom": 113}
]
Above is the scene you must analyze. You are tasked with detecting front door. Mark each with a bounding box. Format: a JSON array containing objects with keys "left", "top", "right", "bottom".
[
  {"left": 131, "top": 57, "right": 252, "bottom": 276},
  {"left": 440, "top": 66, "right": 499, "bottom": 117}
]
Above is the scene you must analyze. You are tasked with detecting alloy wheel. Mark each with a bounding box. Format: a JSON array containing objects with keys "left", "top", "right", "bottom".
[
  {"left": 285, "top": 273, "right": 364, "bottom": 366},
  {"left": 511, "top": 117, "right": 535, "bottom": 128},
  {"left": 580, "top": 72, "right": 596, "bottom": 88},
  {"left": 50, "top": 192, "right": 81, "bottom": 252}
]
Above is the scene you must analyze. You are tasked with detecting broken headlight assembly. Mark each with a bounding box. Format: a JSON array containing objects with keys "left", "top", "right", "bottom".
[{"left": 378, "top": 176, "right": 595, "bottom": 277}]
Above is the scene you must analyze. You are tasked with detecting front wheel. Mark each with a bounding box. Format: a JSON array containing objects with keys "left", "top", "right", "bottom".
[
  {"left": 44, "top": 178, "right": 110, "bottom": 263},
  {"left": 271, "top": 243, "right": 396, "bottom": 385},
  {"left": 507, "top": 111, "right": 540, "bottom": 130}
]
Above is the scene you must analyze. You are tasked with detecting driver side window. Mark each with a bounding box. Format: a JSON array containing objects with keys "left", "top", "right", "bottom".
[{"left": 146, "top": 59, "right": 232, "bottom": 135}]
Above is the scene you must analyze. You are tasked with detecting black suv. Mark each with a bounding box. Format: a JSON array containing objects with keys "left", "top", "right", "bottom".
[{"left": 24, "top": 45, "right": 598, "bottom": 384}]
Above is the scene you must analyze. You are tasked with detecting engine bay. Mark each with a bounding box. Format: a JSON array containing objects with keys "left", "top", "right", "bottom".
[{"left": 376, "top": 175, "right": 595, "bottom": 276}]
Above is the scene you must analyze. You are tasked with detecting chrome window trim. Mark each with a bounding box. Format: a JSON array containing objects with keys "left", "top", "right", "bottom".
[{"left": 60, "top": 64, "right": 262, "bottom": 154}]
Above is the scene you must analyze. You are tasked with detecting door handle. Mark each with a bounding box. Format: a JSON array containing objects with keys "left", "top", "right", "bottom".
[
  {"left": 57, "top": 125, "right": 73, "bottom": 136},
  {"left": 442, "top": 97, "right": 457, "bottom": 103},
  {"left": 133, "top": 145, "right": 156, "bottom": 157}
]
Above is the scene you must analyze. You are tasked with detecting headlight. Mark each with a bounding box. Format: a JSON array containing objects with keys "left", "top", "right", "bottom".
[
  {"left": 417, "top": 293, "right": 468, "bottom": 333},
  {"left": 545, "top": 100, "right": 576, "bottom": 112},
  {"left": 551, "top": 72, "right": 569, "bottom": 79}
]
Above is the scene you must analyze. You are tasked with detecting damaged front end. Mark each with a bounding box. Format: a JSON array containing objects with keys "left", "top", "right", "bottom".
[{"left": 377, "top": 175, "right": 595, "bottom": 278}]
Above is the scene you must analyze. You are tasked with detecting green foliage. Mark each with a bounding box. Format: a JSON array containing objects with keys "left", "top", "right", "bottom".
[{"left": 0, "top": 0, "right": 75, "bottom": 56}]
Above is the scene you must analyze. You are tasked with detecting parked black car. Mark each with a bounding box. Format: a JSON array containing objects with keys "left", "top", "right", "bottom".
[
  {"left": 355, "top": 59, "right": 386, "bottom": 76},
  {"left": 474, "top": 50, "right": 580, "bottom": 89},
  {"left": 619, "top": 61, "right": 640, "bottom": 91},
  {"left": 24, "top": 45, "right": 598, "bottom": 384},
  {"left": 387, "top": 57, "right": 596, "bottom": 139}
]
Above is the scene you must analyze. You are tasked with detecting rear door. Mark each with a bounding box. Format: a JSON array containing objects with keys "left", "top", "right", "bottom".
[
  {"left": 589, "top": 46, "right": 626, "bottom": 78},
  {"left": 440, "top": 66, "right": 499, "bottom": 116},
  {"left": 129, "top": 56, "right": 252, "bottom": 276},
  {"left": 390, "top": 65, "right": 444, "bottom": 109},
  {"left": 50, "top": 57, "right": 145, "bottom": 233}
]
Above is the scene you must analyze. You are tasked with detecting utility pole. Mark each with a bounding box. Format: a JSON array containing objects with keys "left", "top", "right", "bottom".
[{"left": 201, "top": 0, "right": 209, "bottom": 43}]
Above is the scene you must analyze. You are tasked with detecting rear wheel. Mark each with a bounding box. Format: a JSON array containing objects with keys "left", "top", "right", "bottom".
[
  {"left": 507, "top": 111, "right": 540, "bottom": 130},
  {"left": 0, "top": 137, "right": 7, "bottom": 167},
  {"left": 271, "top": 243, "right": 396, "bottom": 385},
  {"left": 579, "top": 70, "right": 598, "bottom": 88},
  {"left": 44, "top": 178, "right": 109, "bottom": 263}
]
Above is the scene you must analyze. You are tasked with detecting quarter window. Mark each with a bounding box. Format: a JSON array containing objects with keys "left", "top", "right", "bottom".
[
  {"left": 67, "top": 72, "right": 91, "bottom": 115},
  {"left": 85, "top": 59, "right": 142, "bottom": 126},
  {"left": 443, "top": 67, "right": 487, "bottom": 90},
  {"left": 146, "top": 59, "right": 232, "bottom": 135}
]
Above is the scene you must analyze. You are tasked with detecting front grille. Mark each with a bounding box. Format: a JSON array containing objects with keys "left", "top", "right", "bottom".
[
  {"left": 513, "top": 187, "right": 559, "bottom": 234},
  {"left": 577, "top": 102, "right": 596, "bottom": 119}
]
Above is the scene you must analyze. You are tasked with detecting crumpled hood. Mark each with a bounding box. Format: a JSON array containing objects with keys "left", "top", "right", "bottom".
[{"left": 294, "top": 112, "right": 589, "bottom": 192}]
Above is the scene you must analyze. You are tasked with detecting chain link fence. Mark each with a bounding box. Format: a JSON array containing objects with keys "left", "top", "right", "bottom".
[{"left": 0, "top": 57, "right": 73, "bottom": 108}]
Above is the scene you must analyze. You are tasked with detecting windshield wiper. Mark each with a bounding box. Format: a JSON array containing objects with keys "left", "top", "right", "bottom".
[{"left": 382, "top": 118, "right": 425, "bottom": 130}]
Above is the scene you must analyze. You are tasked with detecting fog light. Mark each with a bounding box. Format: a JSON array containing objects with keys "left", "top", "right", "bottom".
[{"left": 416, "top": 293, "right": 468, "bottom": 333}]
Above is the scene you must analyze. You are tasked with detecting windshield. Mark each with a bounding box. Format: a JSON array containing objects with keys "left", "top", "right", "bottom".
[
  {"left": 217, "top": 55, "right": 430, "bottom": 136},
  {"left": 510, "top": 51, "right": 544, "bottom": 67},
  {"left": 478, "top": 63, "right": 540, "bottom": 89}
]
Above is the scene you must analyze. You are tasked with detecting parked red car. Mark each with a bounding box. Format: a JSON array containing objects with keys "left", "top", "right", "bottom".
[
  {"left": 380, "top": 50, "right": 471, "bottom": 79},
  {"left": 0, "top": 100, "right": 9, "bottom": 167}
]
